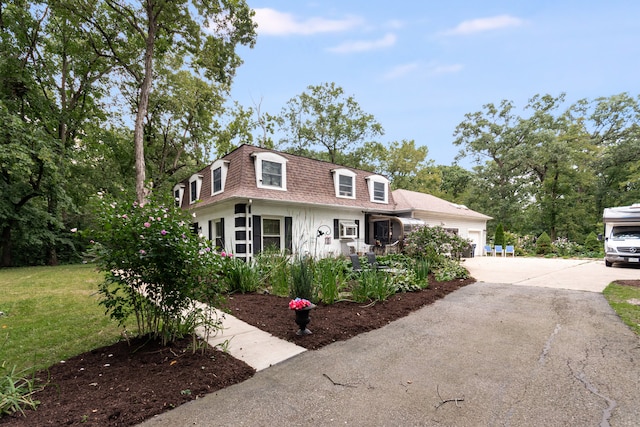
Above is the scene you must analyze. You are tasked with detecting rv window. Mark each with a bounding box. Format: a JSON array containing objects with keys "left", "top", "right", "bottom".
[{"left": 611, "top": 226, "right": 640, "bottom": 239}]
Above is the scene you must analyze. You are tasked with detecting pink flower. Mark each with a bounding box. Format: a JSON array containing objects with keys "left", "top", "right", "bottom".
[
  {"left": 160, "top": 229, "right": 167, "bottom": 236},
  {"left": 220, "top": 251, "right": 227, "bottom": 257},
  {"left": 139, "top": 249, "right": 146, "bottom": 255},
  {"left": 144, "top": 222, "right": 151, "bottom": 228},
  {"left": 122, "top": 214, "right": 128, "bottom": 219},
  {"left": 289, "top": 298, "right": 312, "bottom": 310}
]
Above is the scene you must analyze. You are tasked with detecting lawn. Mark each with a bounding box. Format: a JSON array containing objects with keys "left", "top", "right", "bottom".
[
  {"left": 0, "top": 264, "right": 126, "bottom": 372},
  {"left": 603, "top": 281, "right": 640, "bottom": 336}
]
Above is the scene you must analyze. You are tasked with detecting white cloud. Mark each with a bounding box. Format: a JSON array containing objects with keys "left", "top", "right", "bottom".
[
  {"left": 327, "top": 33, "right": 397, "bottom": 54},
  {"left": 253, "top": 8, "right": 364, "bottom": 35},
  {"left": 441, "top": 14, "right": 524, "bottom": 36},
  {"left": 383, "top": 62, "right": 419, "bottom": 80},
  {"left": 431, "top": 63, "right": 464, "bottom": 74}
]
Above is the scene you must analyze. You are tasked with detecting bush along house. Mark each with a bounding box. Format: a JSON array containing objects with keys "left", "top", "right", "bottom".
[{"left": 174, "top": 144, "right": 491, "bottom": 261}]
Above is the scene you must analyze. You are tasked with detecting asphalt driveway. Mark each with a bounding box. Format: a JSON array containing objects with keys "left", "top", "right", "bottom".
[{"left": 141, "top": 258, "right": 640, "bottom": 427}]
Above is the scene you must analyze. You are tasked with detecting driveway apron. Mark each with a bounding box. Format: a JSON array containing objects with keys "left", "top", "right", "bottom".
[{"left": 140, "top": 259, "right": 640, "bottom": 427}]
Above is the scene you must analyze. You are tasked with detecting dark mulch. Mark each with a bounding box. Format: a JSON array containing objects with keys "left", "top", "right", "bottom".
[{"left": 1, "top": 274, "right": 475, "bottom": 427}]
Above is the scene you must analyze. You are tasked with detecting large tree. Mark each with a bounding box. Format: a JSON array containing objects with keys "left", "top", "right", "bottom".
[
  {"left": 69, "top": 0, "right": 257, "bottom": 203},
  {"left": 275, "top": 82, "right": 384, "bottom": 166}
]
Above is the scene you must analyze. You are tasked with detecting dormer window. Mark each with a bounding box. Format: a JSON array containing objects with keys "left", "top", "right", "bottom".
[
  {"left": 366, "top": 175, "right": 389, "bottom": 203},
  {"left": 332, "top": 168, "right": 356, "bottom": 199},
  {"left": 173, "top": 184, "right": 185, "bottom": 207},
  {"left": 189, "top": 173, "right": 203, "bottom": 204},
  {"left": 252, "top": 151, "right": 287, "bottom": 191},
  {"left": 210, "top": 159, "right": 230, "bottom": 195}
]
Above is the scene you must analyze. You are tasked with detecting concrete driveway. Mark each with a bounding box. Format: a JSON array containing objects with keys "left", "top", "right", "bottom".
[
  {"left": 141, "top": 258, "right": 640, "bottom": 427},
  {"left": 463, "top": 256, "right": 640, "bottom": 292}
]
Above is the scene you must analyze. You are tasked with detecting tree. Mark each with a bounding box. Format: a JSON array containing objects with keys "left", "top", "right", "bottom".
[
  {"left": 69, "top": 0, "right": 257, "bottom": 204},
  {"left": 275, "top": 82, "right": 384, "bottom": 165}
]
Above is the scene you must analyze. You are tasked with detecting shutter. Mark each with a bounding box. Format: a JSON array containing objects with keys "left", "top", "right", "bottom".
[
  {"left": 334, "top": 219, "right": 339, "bottom": 239},
  {"left": 219, "top": 218, "right": 225, "bottom": 250},
  {"left": 253, "top": 215, "right": 262, "bottom": 254},
  {"left": 285, "top": 216, "right": 293, "bottom": 253},
  {"left": 208, "top": 220, "right": 212, "bottom": 241}
]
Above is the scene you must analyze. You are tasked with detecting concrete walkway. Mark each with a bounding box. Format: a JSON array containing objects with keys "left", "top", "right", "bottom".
[{"left": 140, "top": 258, "right": 640, "bottom": 426}]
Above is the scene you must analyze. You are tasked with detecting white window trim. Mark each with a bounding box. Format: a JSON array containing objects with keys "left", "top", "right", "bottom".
[
  {"left": 173, "top": 183, "right": 185, "bottom": 206},
  {"left": 366, "top": 175, "right": 389, "bottom": 204},
  {"left": 262, "top": 216, "right": 284, "bottom": 250},
  {"left": 252, "top": 152, "right": 287, "bottom": 191},
  {"left": 211, "top": 159, "right": 230, "bottom": 196},
  {"left": 332, "top": 168, "right": 356, "bottom": 199},
  {"left": 189, "top": 173, "right": 203, "bottom": 204},
  {"left": 339, "top": 220, "right": 358, "bottom": 239}
]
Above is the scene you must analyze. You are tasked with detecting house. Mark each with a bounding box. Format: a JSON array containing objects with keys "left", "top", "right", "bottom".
[{"left": 174, "top": 144, "right": 491, "bottom": 261}]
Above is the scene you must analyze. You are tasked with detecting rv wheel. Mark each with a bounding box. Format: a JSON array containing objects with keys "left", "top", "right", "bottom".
[{"left": 605, "top": 260, "right": 612, "bottom": 267}]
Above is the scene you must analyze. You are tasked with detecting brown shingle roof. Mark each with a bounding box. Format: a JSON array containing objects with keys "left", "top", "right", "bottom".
[
  {"left": 188, "top": 144, "right": 397, "bottom": 212},
  {"left": 392, "top": 189, "right": 492, "bottom": 220}
]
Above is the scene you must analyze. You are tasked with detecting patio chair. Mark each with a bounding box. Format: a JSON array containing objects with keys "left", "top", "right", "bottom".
[
  {"left": 349, "top": 253, "right": 363, "bottom": 272},
  {"left": 494, "top": 245, "right": 504, "bottom": 256},
  {"left": 484, "top": 245, "right": 492, "bottom": 256},
  {"left": 366, "top": 252, "right": 389, "bottom": 270},
  {"left": 505, "top": 245, "right": 515, "bottom": 257}
]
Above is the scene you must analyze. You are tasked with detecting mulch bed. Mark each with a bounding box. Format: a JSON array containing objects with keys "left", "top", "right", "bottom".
[{"left": 1, "top": 273, "right": 475, "bottom": 426}]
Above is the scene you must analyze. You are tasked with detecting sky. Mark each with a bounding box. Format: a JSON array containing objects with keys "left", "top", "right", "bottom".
[{"left": 228, "top": 0, "right": 640, "bottom": 167}]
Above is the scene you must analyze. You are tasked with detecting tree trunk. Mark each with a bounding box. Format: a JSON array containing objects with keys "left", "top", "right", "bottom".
[
  {"left": 1, "top": 224, "right": 13, "bottom": 267},
  {"left": 133, "top": 5, "right": 157, "bottom": 205}
]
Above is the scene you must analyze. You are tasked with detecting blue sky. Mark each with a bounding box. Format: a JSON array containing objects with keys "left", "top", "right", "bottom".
[{"left": 228, "top": 1, "right": 640, "bottom": 166}]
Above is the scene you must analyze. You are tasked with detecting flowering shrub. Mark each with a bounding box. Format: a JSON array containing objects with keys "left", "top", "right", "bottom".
[
  {"left": 404, "top": 225, "right": 471, "bottom": 269},
  {"left": 288, "top": 298, "right": 312, "bottom": 310},
  {"left": 89, "top": 194, "right": 227, "bottom": 345}
]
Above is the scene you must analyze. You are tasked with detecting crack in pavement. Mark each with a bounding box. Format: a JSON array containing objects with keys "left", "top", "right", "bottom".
[{"left": 567, "top": 359, "right": 617, "bottom": 427}]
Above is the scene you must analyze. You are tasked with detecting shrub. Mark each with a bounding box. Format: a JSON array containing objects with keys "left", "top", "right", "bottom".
[
  {"left": 536, "top": 231, "right": 552, "bottom": 255},
  {"left": 350, "top": 269, "right": 395, "bottom": 303},
  {"left": 434, "top": 258, "right": 469, "bottom": 282},
  {"left": 224, "top": 256, "right": 260, "bottom": 293},
  {"left": 89, "top": 194, "right": 227, "bottom": 345},
  {"left": 404, "top": 225, "right": 471, "bottom": 268},
  {"left": 494, "top": 223, "right": 505, "bottom": 247},
  {"left": 315, "top": 257, "right": 348, "bottom": 304},
  {"left": 290, "top": 257, "right": 317, "bottom": 302},
  {"left": 584, "top": 232, "right": 601, "bottom": 253},
  {"left": 254, "top": 248, "right": 291, "bottom": 296}
]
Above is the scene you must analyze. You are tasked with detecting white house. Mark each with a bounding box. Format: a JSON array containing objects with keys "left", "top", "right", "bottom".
[{"left": 174, "top": 145, "right": 491, "bottom": 261}]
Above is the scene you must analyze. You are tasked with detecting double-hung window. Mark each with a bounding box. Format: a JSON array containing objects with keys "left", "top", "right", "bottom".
[
  {"left": 262, "top": 218, "right": 281, "bottom": 250},
  {"left": 262, "top": 160, "right": 282, "bottom": 187},
  {"left": 333, "top": 168, "right": 356, "bottom": 199},
  {"left": 366, "top": 175, "right": 389, "bottom": 204},
  {"left": 252, "top": 152, "right": 287, "bottom": 190}
]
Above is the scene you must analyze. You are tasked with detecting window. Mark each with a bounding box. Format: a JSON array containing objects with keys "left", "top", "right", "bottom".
[
  {"left": 190, "top": 181, "right": 197, "bottom": 202},
  {"left": 252, "top": 152, "right": 287, "bottom": 190},
  {"left": 213, "top": 167, "right": 222, "bottom": 193},
  {"left": 340, "top": 221, "right": 358, "bottom": 238},
  {"left": 262, "top": 160, "right": 282, "bottom": 187},
  {"left": 373, "top": 182, "right": 385, "bottom": 201},
  {"left": 332, "top": 168, "right": 356, "bottom": 199},
  {"left": 214, "top": 219, "right": 225, "bottom": 249},
  {"left": 366, "top": 175, "right": 389, "bottom": 203},
  {"left": 339, "top": 175, "right": 353, "bottom": 197},
  {"left": 263, "top": 218, "right": 281, "bottom": 250},
  {"left": 210, "top": 160, "right": 229, "bottom": 195},
  {"left": 188, "top": 174, "right": 202, "bottom": 204},
  {"left": 173, "top": 184, "right": 185, "bottom": 207}
]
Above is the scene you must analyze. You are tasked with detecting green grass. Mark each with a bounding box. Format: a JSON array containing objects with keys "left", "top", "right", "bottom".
[
  {"left": 603, "top": 282, "right": 640, "bottom": 336},
  {"left": 0, "top": 264, "right": 126, "bottom": 372}
]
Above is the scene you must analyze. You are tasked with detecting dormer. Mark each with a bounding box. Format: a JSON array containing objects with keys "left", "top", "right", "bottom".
[
  {"left": 366, "top": 174, "right": 389, "bottom": 204},
  {"left": 210, "top": 159, "right": 230, "bottom": 195},
  {"left": 173, "top": 183, "right": 185, "bottom": 207},
  {"left": 252, "top": 151, "right": 287, "bottom": 191},
  {"left": 332, "top": 168, "right": 356, "bottom": 199},
  {"left": 188, "top": 173, "right": 203, "bottom": 204}
]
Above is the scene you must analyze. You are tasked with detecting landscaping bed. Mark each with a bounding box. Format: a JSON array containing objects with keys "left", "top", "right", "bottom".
[{"left": 1, "top": 274, "right": 474, "bottom": 426}]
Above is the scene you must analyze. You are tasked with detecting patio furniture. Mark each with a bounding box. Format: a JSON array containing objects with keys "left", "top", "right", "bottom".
[
  {"left": 484, "top": 245, "right": 492, "bottom": 256},
  {"left": 505, "top": 245, "right": 515, "bottom": 257},
  {"left": 349, "top": 254, "right": 363, "bottom": 272},
  {"left": 494, "top": 245, "right": 504, "bottom": 256},
  {"left": 367, "top": 252, "right": 389, "bottom": 270}
]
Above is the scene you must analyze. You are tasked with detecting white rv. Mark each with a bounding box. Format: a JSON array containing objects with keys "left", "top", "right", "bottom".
[{"left": 603, "top": 203, "right": 640, "bottom": 267}]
